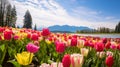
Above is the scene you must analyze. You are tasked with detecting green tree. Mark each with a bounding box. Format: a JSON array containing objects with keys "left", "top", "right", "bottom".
[
  {"left": 0, "top": 0, "right": 9, "bottom": 26},
  {"left": 5, "top": 4, "right": 12, "bottom": 27},
  {"left": 0, "top": 0, "right": 16, "bottom": 27},
  {"left": 34, "top": 24, "right": 37, "bottom": 30},
  {"left": 11, "top": 5, "right": 17, "bottom": 27},
  {"left": 115, "top": 22, "right": 120, "bottom": 33},
  {"left": 23, "top": 10, "right": 32, "bottom": 29}
]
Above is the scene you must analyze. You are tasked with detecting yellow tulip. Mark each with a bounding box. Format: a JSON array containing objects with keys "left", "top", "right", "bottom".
[
  {"left": 45, "top": 39, "right": 52, "bottom": 45},
  {"left": 15, "top": 51, "right": 33, "bottom": 65}
]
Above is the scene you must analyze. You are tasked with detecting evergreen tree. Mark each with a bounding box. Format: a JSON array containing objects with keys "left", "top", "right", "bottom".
[
  {"left": 0, "top": 0, "right": 10, "bottom": 26},
  {"left": 11, "top": 5, "right": 17, "bottom": 27},
  {"left": 5, "top": 4, "right": 12, "bottom": 27},
  {"left": 23, "top": 10, "right": 32, "bottom": 29},
  {"left": 34, "top": 24, "right": 37, "bottom": 30},
  {"left": 115, "top": 22, "right": 120, "bottom": 33}
]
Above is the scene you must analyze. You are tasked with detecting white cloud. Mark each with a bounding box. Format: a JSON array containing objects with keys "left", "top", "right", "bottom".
[{"left": 11, "top": 0, "right": 118, "bottom": 29}]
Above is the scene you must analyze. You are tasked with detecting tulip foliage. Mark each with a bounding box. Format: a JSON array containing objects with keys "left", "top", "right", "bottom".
[{"left": 0, "top": 27, "right": 120, "bottom": 67}]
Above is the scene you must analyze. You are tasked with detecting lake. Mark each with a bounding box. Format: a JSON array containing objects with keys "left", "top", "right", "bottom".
[{"left": 75, "top": 34, "right": 120, "bottom": 38}]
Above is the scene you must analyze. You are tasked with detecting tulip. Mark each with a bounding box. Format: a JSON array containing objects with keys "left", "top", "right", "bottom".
[
  {"left": 105, "top": 42, "right": 111, "bottom": 49},
  {"left": 34, "top": 41, "right": 39, "bottom": 46},
  {"left": 15, "top": 51, "right": 33, "bottom": 65},
  {"left": 41, "top": 28, "right": 50, "bottom": 36},
  {"left": 102, "top": 38, "right": 107, "bottom": 44},
  {"left": 56, "top": 42, "right": 65, "bottom": 54},
  {"left": 62, "top": 54, "right": 71, "bottom": 67},
  {"left": 110, "top": 44, "right": 117, "bottom": 50},
  {"left": 51, "top": 62, "right": 63, "bottom": 67},
  {"left": 0, "top": 36, "right": 2, "bottom": 40},
  {"left": 4, "top": 30, "right": 12, "bottom": 40},
  {"left": 95, "top": 42, "right": 104, "bottom": 52},
  {"left": 71, "top": 38, "right": 77, "bottom": 46},
  {"left": 31, "top": 33, "right": 38, "bottom": 41},
  {"left": 106, "top": 51, "right": 113, "bottom": 56},
  {"left": 14, "top": 35, "right": 19, "bottom": 40},
  {"left": 45, "top": 39, "right": 52, "bottom": 45},
  {"left": 81, "top": 48, "right": 89, "bottom": 57},
  {"left": 26, "top": 43, "right": 39, "bottom": 53},
  {"left": 71, "top": 54, "right": 84, "bottom": 67},
  {"left": 97, "top": 51, "right": 105, "bottom": 58},
  {"left": 77, "top": 40, "right": 84, "bottom": 48},
  {"left": 27, "top": 32, "right": 31, "bottom": 39},
  {"left": 105, "top": 56, "right": 114, "bottom": 67},
  {"left": 40, "top": 63, "right": 50, "bottom": 67}
]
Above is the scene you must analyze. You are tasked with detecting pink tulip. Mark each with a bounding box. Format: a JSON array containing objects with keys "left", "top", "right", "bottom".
[
  {"left": 40, "top": 63, "right": 50, "bottom": 67},
  {"left": 95, "top": 42, "right": 104, "bottom": 52},
  {"left": 71, "top": 38, "right": 77, "bottom": 46},
  {"left": 26, "top": 43, "right": 39, "bottom": 53},
  {"left": 51, "top": 62, "right": 63, "bottom": 67},
  {"left": 56, "top": 41, "right": 65, "bottom": 54},
  {"left": 71, "top": 54, "right": 84, "bottom": 67},
  {"left": 14, "top": 35, "right": 19, "bottom": 40}
]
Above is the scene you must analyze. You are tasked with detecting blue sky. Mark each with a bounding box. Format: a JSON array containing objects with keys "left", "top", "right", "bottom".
[{"left": 11, "top": 0, "right": 120, "bottom": 29}]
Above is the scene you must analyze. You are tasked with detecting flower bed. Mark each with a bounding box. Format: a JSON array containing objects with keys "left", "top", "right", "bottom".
[{"left": 0, "top": 27, "right": 120, "bottom": 67}]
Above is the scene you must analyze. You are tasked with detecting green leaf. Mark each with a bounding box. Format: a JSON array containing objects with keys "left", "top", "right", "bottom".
[
  {"left": 8, "top": 60, "right": 21, "bottom": 67},
  {"left": 0, "top": 44, "right": 5, "bottom": 52},
  {"left": 0, "top": 65, "right": 2, "bottom": 67}
]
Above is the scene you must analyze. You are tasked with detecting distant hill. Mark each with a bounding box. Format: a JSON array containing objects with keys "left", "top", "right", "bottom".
[{"left": 48, "top": 25, "right": 92, "bottom": 32}]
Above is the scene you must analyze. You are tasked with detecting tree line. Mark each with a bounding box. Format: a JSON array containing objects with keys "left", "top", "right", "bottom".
[
  {"left": 0, "top": 0, "right": 17, "bottom": 27},
  {"left": 76, "top": 22, "right": 120, "bottom": 33}
]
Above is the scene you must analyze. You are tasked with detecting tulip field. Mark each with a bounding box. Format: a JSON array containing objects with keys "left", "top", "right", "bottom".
[{"left": 0, "top": 27, "right": 120, "bottom": 67}]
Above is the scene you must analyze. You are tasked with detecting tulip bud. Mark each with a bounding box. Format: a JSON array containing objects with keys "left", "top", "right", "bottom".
[
  {"left": 71, "top": 38, "right": 77, "bottom": 46},
  {"left": 81, "top": 48, "right": 89, "bottom": 57},
  {"left": 71, "top": 54, "right": 84, "bottom": 67},
  {"left": 62, "top": 54, "right": 71, "bottom": 67},
  {"left": 56, "top": 42, "right": 65, "bottom": 54},
  {"left": 77, "top": 40, "right": 84, "bottom": 48},
  {"left": 51, "top": 62, "right": 63, "bottom": 67},
  {"left": 105, "top": 56, "right": 114, "bottom": 67},
  {"left": 40, "top": 63, "right": 50, "bottom": 67}
]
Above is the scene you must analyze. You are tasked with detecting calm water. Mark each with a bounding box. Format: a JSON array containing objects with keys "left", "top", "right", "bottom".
[{"left": 75, "top": 34, "right": 120, "bottom": 38}]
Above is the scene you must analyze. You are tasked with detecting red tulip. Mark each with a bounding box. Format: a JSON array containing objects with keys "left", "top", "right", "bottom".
[
  {"left": 31, "top": 33, "right": 38, "bottom": 41},
  {"left": 41, "top": 28, "right": 50, "bottom": 36},
  {"left": 105, "top": 42, "right": 111, "bottom": 49},
  {"left": 4, "top": 30, "right": 12, "bottom": 40},
  {"left": 27, "top": 32, "right": 31, "bottom": 39},
  {"left": 84, "top": 41, "right": 90, "bottom": 47},
  {"left": 56, "top": 42, "right": 65, "bottom": 54},
  {"left": 71, "top": 38, "right": 77, "bottom": 46},
  {"left": 105, "top": 56, "right": 114, "bottom": 67},
  {"left": 62, "top": 54, "right": 71, "bottom": 67},
  {"left": 117, "top": 44, "right": 120, "bottom": 50},
  {"left": 102, "top": 38, "right": 107, "bottom": 44},
  {"left": 95, "top": 42, "right": 104, "bottom": 52},
  {"left": 0, "top": 36, "right": 2, "bottom": 40}
]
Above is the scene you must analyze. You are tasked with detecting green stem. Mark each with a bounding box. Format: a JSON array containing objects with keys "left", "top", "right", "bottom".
[{"left": 0, "top": 44, "right": 7, "bottom": 65}]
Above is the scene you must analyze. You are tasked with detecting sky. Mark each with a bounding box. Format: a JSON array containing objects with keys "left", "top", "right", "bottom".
[{"left": 10, "top": 0, "right": 120, "bottom": 29}]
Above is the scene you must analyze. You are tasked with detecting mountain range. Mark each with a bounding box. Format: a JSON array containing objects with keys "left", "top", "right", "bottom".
[{"left": 47, "top": 25, "right": 92, "bottom": 32}]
